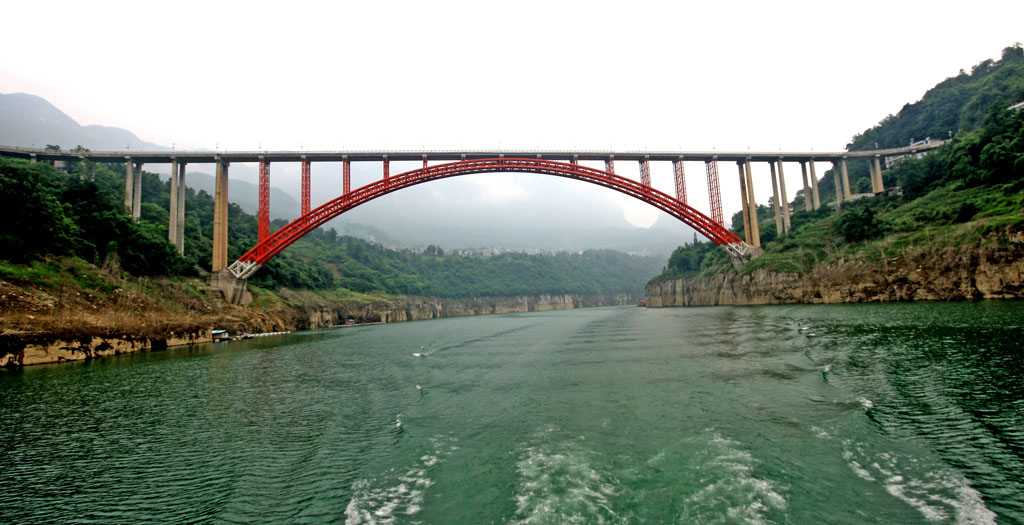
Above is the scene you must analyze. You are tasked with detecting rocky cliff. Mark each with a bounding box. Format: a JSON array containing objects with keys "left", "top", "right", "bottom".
[
  {"left": 237, "top": 292, "right": 637, "bottom": 332},
  {"left": 1, "top": 291, "right": 638, "bottom": 368},
  {"left": 646, "top": 238, "right": 1024, "bottom": 306}
]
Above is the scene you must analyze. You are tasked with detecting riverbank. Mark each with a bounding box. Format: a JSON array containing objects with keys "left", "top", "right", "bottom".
[
  {"left": 0, "top": 267, "right": 638, "bottom": 368},
  {"left": 646, "top": 231, "right": 1024, "bottom": 306}
]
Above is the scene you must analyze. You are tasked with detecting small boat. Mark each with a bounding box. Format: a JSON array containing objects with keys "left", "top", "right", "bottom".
[
  {"left": 212, "top": 329, "right": 230, "bottom": 342},
  {"left": 637, "top": 299, "right": 646, "bottom": 307}
]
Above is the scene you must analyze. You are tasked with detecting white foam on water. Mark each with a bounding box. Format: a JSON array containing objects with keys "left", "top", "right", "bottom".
[
  {"left": 344, "top": 437, "right": 456, "bottom": 524},
  {"left": 858, "top": 397, "right": 874, "bottom": 410},
  {"left": 840, "top": 441, "right": 996, "bottom": 524},
  {"left": 811, "top": 426, "right": 832, "bottom": 439},
  {"left": 841, "top": 443, "right": 876, "bottom": 482},
  {"left": 680, "top": 433, "right": 787, "bottom": 524},
  {"left": 512, "top": 433, "right": 619, "bottom": 524}
]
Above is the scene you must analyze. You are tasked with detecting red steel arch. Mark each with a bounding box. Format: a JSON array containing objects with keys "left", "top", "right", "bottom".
[{"left": 227, "top": 158, "right": 747, "bottom": 279}]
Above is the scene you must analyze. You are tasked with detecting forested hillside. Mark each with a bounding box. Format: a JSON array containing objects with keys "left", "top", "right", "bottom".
[
  {"left": 655, "top": 45, "right": 1024, "bottom": 282},
  {"left": 808, "top": 45, "right": 1024, "bottom": 209},
  {"left": 0, "top": 158, "right": 662, "bottom": 299}
]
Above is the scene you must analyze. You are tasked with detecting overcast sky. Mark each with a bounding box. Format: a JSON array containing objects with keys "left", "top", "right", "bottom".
[{"left": 2, "top": 0, "right": 1023, "bottom": 228}]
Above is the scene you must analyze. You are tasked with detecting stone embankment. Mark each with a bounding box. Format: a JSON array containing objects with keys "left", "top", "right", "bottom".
[
  {"left": 1, "top": 292, "right": 637, "bottom": 368},
  {"left": 646, "top": 240, "right": 1023, "bottom": 306}
]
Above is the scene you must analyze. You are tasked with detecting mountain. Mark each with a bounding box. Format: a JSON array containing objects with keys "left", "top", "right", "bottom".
[
  {"left": 0, "top": 93, "right": 165, "bottom": 151},
  {"left": 183, "top": 171, "right": 300, "bottom": 222}
]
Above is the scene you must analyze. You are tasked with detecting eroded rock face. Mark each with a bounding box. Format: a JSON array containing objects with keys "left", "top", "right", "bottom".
[
  {"left": 646, "top": 241, "right": 1024, "bottom": 307},
  {"left": 0, "top": 331, "right": 210, "bottom": 368},
  {"left": 273, "top": 293, "right": 636, "bottom": 329}
]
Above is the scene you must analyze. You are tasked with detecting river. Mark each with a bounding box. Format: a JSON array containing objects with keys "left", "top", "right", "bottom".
[{"left": 1, "top": 302, "right": 1022, "bottom": 523}]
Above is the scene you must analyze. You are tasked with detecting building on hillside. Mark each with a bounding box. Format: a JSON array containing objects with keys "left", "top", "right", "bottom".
[
  {"left": 1009, "top": 101, "right": 1024, "bottom": 112},
  {"left": 884, "top": 137, "right": 946, "bottom": 169}
]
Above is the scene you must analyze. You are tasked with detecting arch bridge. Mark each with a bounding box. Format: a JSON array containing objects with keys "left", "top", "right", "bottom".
[{"left": 0, "top": 143, "right": 943, "bottom": 301}]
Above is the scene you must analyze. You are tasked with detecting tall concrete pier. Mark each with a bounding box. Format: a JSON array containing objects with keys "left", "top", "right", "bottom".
[
  {"left": 212, "top": 159, "right": 229, "bottom": 272},
  {"left": 743, "top": 158, "right": 760, "bottom": 247},
  {"left": 869, "top": 155, "right": 884, "bottom": 193},
  {"left": 770, "top": 161, "right": 784, "bottom": 235},
  {"left": 800, "top": 162, "right": 811, "bottom": 212},
  {"left": 839, "top": 157, "right": 852, "bottom": 201},
  {"left": 168, "top": 160, "right": 186, "bottom": 254},
  {"left": 809, "top": 161, "right": 821, "bottom": 210},
  {"left": 777, "top": 160, "right": 790, "bottom": 233}
]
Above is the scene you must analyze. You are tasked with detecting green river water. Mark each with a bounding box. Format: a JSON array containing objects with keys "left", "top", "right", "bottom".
[{"left": 1, "top": 302, "right": 1022, "bottom": 523}]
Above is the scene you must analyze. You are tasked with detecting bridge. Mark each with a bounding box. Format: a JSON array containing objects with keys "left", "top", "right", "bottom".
[{"left": 0, "top": 143, "right": 942, "bottom": 303}]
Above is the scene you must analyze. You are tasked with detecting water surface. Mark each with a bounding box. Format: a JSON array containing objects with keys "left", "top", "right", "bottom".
[{"left": 1, "top": 302, "right": 1022, "bottom": 523}]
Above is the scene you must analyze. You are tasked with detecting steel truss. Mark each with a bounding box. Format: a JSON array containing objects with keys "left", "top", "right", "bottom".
[{"left": 258, "top": 158, "right": 270, "bottom": 242}]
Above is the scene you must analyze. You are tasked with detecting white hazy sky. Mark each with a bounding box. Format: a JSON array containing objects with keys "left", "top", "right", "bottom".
[{"left": 2, "top": 0, "right": 1023, "bottom": 228}]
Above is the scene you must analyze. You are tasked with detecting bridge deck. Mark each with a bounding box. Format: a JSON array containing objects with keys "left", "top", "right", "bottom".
[{"left": 0, "top": 144, "right": 942, "bottom": 165}]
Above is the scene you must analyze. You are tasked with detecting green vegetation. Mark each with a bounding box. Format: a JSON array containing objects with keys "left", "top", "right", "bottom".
[
  {"left": 287, "top": 230, "right": 662, "bottom": 297},
  {"left": 850, "top": 45, "right": 1024, "bottom": 151},
  {"left": 653, "top": 45, "right": 1024, "bottom": 283},
  {"left": 813, "top": 44, "right": 1024, "bottom": 208},
  {"left": 0, "top": 158, "right": 188, "bottom": 275},
  {"left": 0, "top": 157, "right": 662, "bottom": 300}
]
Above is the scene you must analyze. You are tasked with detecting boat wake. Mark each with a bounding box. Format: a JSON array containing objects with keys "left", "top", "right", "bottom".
[
  {"left": 841, "top": 440, "right": 995, "bottom": 524},
  {"left": 344, "top": 436, "right": 458, "bottom": 524}
]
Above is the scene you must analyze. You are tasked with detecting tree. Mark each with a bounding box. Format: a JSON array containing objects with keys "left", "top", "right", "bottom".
[{"left": 833, "top": 200, "right": 886, "bottom": 243}]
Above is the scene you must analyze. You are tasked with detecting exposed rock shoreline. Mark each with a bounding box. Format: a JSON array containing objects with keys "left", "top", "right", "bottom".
[
  {"left": 646, "top": 240, "right": 1023, "bottom": 306},
  {"left": 0, "top": 292, "right": 637, "bottom": 368}
]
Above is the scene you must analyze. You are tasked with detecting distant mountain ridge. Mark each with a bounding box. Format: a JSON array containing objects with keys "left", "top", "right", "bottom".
[
  {"left": 185, "top": 171, "right": 300, "bottom": 221},
  {"left": 0, "top": 92, "right": 301, "bottom": 220},
  {"left": 0, "top": 93, "right": 165, "bottom": 151}
]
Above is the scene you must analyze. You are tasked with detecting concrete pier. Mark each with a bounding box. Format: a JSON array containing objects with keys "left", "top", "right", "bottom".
[
  {"left": 770, "top": 161, "right": 784, "bottom": 235},
  {"left": 737, "top": 162, "right": 752, "bottom": 245},
  {"left": 777, "top": 159, "right": 790, "bottom": 233},
  {"left": 124, "top": 159, "right": 133, "bottom": 212},
  {"left": 809, "top": 160, "right": 821, "bottom": 210},
  {"left": 131, "top": 162, "right": 143, "bottom": 220},
  {"left": 872, "top": 156, "right": 884, "bottom": 193},
  {"left": 169, "top": 159, "right": 178, "bottom": 245},
  {"left": 839, "top": 157, "right": 851, "bottom": 201},
  {"left": 832, "top": 162, "right": 843, "bottom": 208},
  {"left": 212, "top": 159, "right": 229, "bottom": 272},
  {"left": 167, "top": 160, "right": 186, "bottom": 254},
  {"left": 209, "top": 269, "right": 252, "bottom": 306},
  {"left": 176, "top": 162, "right": 186, "bottom": 254},
  {"left": 744, "top": 158, "right": 760, "bottom": 247},
  {"left": 800, "top": 162, "right": 812, "bottom": 211}
]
